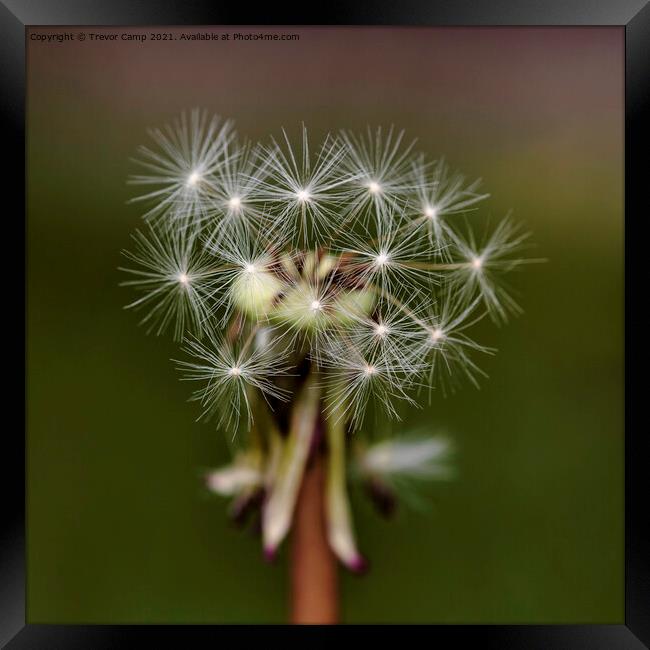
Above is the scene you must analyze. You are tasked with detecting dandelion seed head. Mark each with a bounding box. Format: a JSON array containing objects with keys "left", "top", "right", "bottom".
[
  {"left": 125, "top": 113, "right": 533, "bottom": 434},
  {"left": 124, "top": 114, "right": 536, "bottom": 564}
]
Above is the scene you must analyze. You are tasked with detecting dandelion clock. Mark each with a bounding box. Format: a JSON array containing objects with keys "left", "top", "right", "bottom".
[{"left": 120, "top": 110, "right": 538, "bottom": 624}]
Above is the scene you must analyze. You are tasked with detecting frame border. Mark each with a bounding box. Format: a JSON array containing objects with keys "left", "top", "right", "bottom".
[{"left": 4, "top": 1, "right": 648, "bottom": 645}]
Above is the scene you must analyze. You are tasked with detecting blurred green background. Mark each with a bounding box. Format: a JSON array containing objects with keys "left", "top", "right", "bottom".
[{"left": 27, "top": 27, "right": 623, "bottom": 623}]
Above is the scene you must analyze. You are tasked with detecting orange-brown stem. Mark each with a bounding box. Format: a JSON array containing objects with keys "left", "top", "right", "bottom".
[{"left": 290, "top": 452, "right": 338, "bottom": 624}]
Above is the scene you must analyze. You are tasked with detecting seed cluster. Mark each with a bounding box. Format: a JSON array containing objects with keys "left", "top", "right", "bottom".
[{"left": 120, "top": 110, "right": 533, "bottom": 567}]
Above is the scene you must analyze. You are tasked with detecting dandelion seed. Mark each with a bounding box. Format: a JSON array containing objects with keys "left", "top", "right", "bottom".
[
  {"left": 257, "top": 126, "right": 351, "bottom": 246},
  {"left": 450, "top": 216, "right": 533, "bottom": 323},
  {"left": 319, "top": 338, "right": 419, "bottom": 430},
  {"left": 407, "top": 156, "right": 489, "bottom": 251},
  {"left": 206, "top": 139, "right": 273, "bottom": 248},
  {"left": 340, "top": 126, "right": 417, "bottom": 225},
  {"left": 119, "top": 226, "right": 219, "bottom": 340},
  {"left": 207, "top": 228, "right": 288, "bottom": 323},
  {"left": 338, "top": 207, "right": 433, "bottom": 295},
  {"left": 128, "top": 109, "right": 234, "bottom": 224},
  {"left": 411, "top": 293, "right": 494, "bottom": 396},
  {"left": 272, "top": 276, "right": 336, "bottom": 336},
  {"left": 176, "top": 331, "right": 292, "bottom": 432}
]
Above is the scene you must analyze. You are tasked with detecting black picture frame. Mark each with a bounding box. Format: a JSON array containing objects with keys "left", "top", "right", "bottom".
[{"left": 4, "top": 0, "right": 648, "bottom": 645}]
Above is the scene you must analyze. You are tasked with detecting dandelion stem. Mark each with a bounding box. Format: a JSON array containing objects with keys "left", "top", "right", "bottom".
[{"left": 291, "top": 433, "right": 339, "bottom": 624}]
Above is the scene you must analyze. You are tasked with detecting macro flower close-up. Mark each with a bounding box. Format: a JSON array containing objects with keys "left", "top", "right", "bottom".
[
  {"left": 120, "top": 110, "right": 536, "bottom": 623},
  {"left": 26, "top": 25, "right": 624, "bottom": 630}
]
